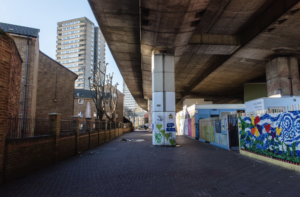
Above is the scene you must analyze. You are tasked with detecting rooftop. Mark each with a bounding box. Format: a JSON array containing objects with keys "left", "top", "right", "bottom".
[{"left": 0, "top": 22, "right": 39, "bottom": 37}]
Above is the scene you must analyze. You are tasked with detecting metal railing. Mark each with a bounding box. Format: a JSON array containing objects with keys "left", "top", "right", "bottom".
[
  {"left": 6, "top": 116, "right": 125, "bottom": 139},
  {"left": 60, "top": 119, "right": 74, "bottom": 134},
  {"left": 7, "top": 118, "right": 50, "bottom": 139}
]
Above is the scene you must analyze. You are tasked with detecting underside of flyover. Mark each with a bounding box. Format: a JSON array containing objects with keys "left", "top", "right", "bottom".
[{"left": 88, "top": 0, "right": 300, "bottom": 111}]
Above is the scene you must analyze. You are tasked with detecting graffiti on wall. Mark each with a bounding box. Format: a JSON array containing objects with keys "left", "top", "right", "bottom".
[{"left": 239, "top": 111, "right": 300, "bottom": 164}]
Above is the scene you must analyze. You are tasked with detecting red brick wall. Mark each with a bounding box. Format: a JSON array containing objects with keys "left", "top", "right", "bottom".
[
  {"left": 4, "top": 136, "right": 54, "bottom": 182},
  {"left": 36, "top": 52, "right": 77, "bottom": 118},
  {"left": 0, "top": 32, "right": 22, "bottom": 183},
  {"left": 58, "top": 136, "right": 76, "bottom": 160},
  {"left": 1, "top": 117, "right": 130, "bottom": 183}
]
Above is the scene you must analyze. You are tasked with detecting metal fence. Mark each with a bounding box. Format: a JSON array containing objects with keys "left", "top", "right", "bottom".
[
  {"left": 6, "top": 118, "right": 50, "bottom": 139},
  {"left": 60, "top": 120, "right": 74, "bottom": 134},
  {"left": 79, "top": 120, "right": 86, "bottom": 134},
  {"left": 6, "top": 117, "right": 124, "bottom": 139},
  {"left": 101, "top": 121, "right": 106, "bottom": 130},
  {"left": 111, "top": 122, "right": 115, "bottom": 129}
]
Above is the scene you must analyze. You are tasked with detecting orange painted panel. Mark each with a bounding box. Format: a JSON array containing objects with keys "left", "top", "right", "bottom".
[{"left": 191, "top": 117, "right": 196, "bottom": 138}]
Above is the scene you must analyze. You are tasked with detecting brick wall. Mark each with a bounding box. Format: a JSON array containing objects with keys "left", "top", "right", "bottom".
[
  {"left": 2, "top": 118, "right": 129, "bottom": 183},
  {"left": 4, "top": 136, "right": 54, "bottom": 182},
  {"left": 12, "top": 36, "right": 39, "bottom": 119},
  {"left": 0, "top": 32, "right": 22, "bottom": 184},
  {"left": 36, "top": 52, "right": 77, "bottom": 118}
]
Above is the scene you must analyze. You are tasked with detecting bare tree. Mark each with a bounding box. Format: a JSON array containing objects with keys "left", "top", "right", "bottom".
[{"left": 88, "top": 61, "right": 119, "bottom": 121}]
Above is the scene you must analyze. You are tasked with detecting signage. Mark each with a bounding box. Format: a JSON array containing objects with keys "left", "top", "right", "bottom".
[
  {"left": 166, "top": 128, "right": 176, "bottom": 132},
  {"left": 167, "top": 123, "right": 174, "bottom": 127}
]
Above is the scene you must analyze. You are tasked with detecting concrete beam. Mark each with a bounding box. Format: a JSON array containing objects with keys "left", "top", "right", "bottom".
[
  {"left": 185, "top": 0, "right": 300, "bottom": 95},
  {"left": 189, "top": 34, "right": 241, "bottom": 45}
]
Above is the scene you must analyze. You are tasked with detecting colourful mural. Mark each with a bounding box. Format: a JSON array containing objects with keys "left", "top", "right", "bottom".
[{"left": 239, "top": 111, "right": 300, "bottom": 164}]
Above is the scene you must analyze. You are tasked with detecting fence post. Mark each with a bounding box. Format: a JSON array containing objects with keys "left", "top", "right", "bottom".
[
  {"left": 95, "top": 119, "right": 100, "bottom": 145},
  {"left": 117, "top": 122, "right": 119, "bottom": 137},
  {"left": 109, "top": 121, "right": 112, "bottom": 140},
  {"left": 86, "top": 118, "right": 92, "bottom": 149},
  {"left": 49, "top": 113, "right": 61, "bottom": 163},
  {"left": 72, "top": 116, "right": 79, "bottom": 155}
]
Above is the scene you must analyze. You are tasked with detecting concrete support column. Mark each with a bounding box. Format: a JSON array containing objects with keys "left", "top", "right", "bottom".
[
  {"left": 49, "top": 113, "right": 61, "bottom": 162},
  {"left": 152, "top": 53, "right": 176, "bottom": 146},
  {"left": 148, "top": 100, "right": 153, "bottom": 132},
  {"left": 266, "top": 57, "right": 300, "bottom": 97}
]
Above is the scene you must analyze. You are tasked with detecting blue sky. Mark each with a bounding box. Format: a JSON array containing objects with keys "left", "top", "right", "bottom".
[{"left": 0, "top": 0, "right": 124, "bottom": 92}]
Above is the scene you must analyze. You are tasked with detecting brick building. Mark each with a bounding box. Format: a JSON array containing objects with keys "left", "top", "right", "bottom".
[
  {"left": 0, "top": 29, "right": 23, "bottom": 183},
  {"left": 0, "top": 23, "right": 40, "bottom": 120},
  {"left": 74, "top": 88, "right": 124, "bottom": 122},
  {"left": 36, "top": 52, "right": 78, "bottom": 118}
]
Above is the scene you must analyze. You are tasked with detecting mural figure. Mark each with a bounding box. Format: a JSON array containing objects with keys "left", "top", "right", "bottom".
[{"left": 239, "top": 111, "right": 300, "bottom": 164}]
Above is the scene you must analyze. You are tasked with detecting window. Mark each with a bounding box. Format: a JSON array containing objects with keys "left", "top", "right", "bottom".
[
  {"left": 62, "top": 44, "right": 79, "bottom": 50},
  {"left": 91, "top": 57, "right": 93, "bottom": 60},
  {"left": 62, "top": 40, "right": 79, "bottom": 45},
  {"left": 78, "top": 111, "right": 84, "bottom": 117},
  {"left": 62, "top": 30, "right": 80, "bottom": 35},
  {"left": 98, "top": 51, "right": 100, "bottom": 55},
  {"left": 94, "top": 112, "right": 97, "bottom": 118},
  {"left": 116, "top": 114, "right": 118, "bottom": 118},
  {"left": 106, "top": 101, "right": 109, "bottom": 106},
  {"left": 62, "top": 49, "right": 79, "bottom": 54},
  {"left": 61, "top": 59, "right": 79, "bottom": 64},
  {"left": 91, "top": 61, "right": 93, "bottom": 65},
  {"left": 62, "top": 54, "right": 78, "bottom": 59},
  {"left": 78, "top": 99, "right": 84, "bottom": 104},
  {"left": 91, "top": 43, "right": 94, "bottom": 46},
  {"left": 91, "top": 47, "right": 94, "bottom": 51},
  {"left": 62, "top": 35, "right": 79, "bottom": 40},
  {"left": 79, "top": 123, "right": 83, "bottom": 129},
  {"left": 91, "top": 52, "right": 94, "bottom": 55},
  {"left": 62, "top": 21, "right": 80, "bottom": 27},
  {"left": 62, "top": 25, "right": 80, "bottom": 31},
  {"left": 116, "top": 103, "right": 118, "bottom": 108}
]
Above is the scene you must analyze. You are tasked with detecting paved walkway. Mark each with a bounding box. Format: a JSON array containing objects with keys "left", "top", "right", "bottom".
[{"left": 1, "top": 131, "right": 300, "bottom": 197}]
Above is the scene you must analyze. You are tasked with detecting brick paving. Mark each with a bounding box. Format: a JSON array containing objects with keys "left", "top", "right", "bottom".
[{"left": 1, "top": 131, "right": 300, "bottom": 197}]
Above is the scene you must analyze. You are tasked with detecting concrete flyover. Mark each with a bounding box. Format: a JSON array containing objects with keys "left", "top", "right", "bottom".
[{"left": 88, "top": 0, "right": 300, "bottom": 111}]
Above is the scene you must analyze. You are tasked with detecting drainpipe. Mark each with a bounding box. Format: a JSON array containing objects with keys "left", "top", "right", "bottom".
[{"left": 21, "top": 36, "right": 30, "bottom": 137}]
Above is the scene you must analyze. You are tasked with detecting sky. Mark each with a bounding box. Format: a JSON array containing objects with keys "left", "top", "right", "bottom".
[{"left": 0, "top": 0, "right": 124, "bottom": 92}]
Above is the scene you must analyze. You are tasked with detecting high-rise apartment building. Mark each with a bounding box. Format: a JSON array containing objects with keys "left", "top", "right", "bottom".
[
  {"left": 123, "top": 81, "right": 146, "bottom": 123},
  {"left": 56, "top": 17, "right": 106, "bottom": 89}
]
